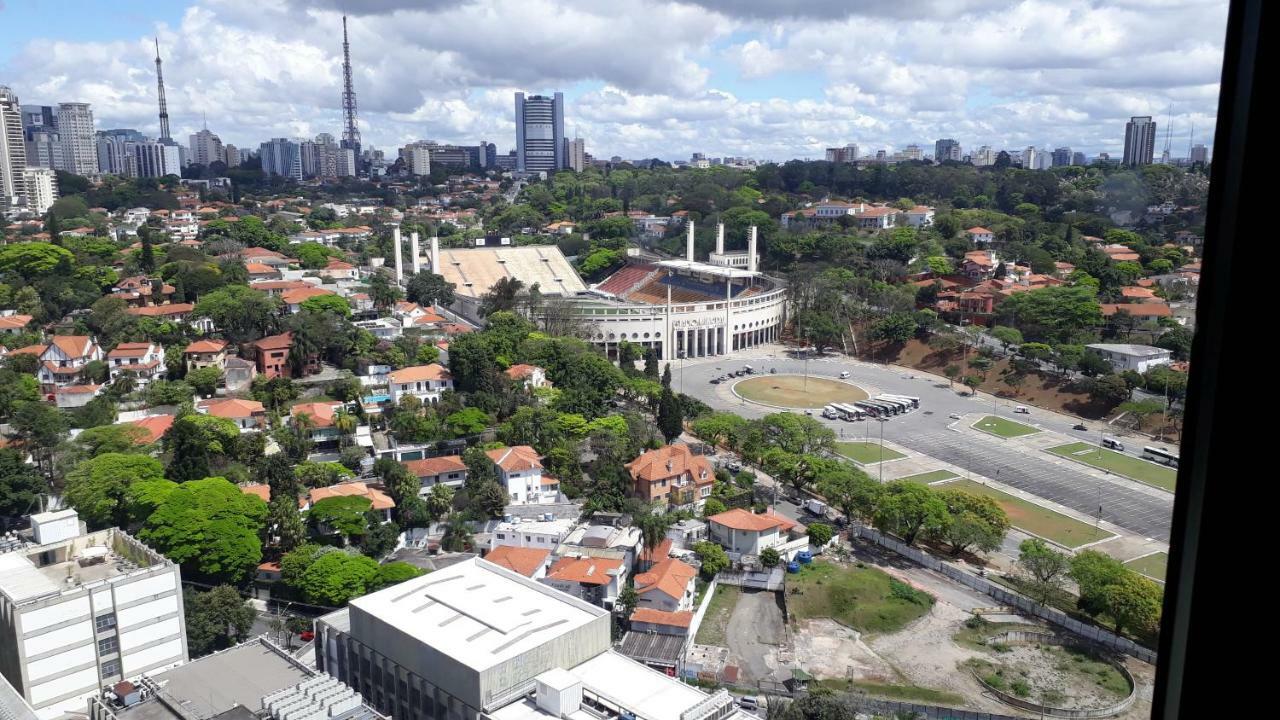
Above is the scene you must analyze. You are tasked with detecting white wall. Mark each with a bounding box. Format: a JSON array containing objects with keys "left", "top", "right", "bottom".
[
  {"left": 26, "top": 644, "right": 94, "bottom": 683},
  {"left": 119, "top": 617, "right": 180, "bottom": 652},
  {"left": 21, "top": 597, "right": 90, "bottom": 634},
  {"left": 23, "top": 620, "right": 92, "bottom": 657},
  {"left": 121, "top": 638, "right": 183, "bottom": 676},
  {"left": 28, "top": 666, "right": 97, "bottom": 706},
  {"left": 112, "top": 572, "right": 175, "bottom": 606},
  {"left": 116, "top": 594, "right": 178, "bottom": 629}
]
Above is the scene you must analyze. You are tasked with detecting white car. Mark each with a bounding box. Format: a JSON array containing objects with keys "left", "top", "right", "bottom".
[{"left": 948, "top": 412, "right": 962, "bottom": 419}]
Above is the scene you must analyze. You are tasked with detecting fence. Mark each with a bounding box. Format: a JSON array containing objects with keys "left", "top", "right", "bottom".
[
  {"left": 850, "top": 525, "right": 1158, "bottom": 664},
  {"left": 838, "top": 696, "right": 1028, "bottom": 720},
  {"left": 971, "top": 631, "right": 1138, "bottom": 719},
  {"left": 684, "top": 576, "right": 720, "bottom": 647}
]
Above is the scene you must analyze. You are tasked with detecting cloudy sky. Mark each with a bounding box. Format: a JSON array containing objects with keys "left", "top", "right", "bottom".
[{"left": 0, "top": 0, "right": 1229, "bottom": 162}]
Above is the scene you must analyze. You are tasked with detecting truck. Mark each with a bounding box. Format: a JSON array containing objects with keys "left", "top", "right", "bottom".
[{"left": 804, "top": 499, "right": 828, "bottom": 517}]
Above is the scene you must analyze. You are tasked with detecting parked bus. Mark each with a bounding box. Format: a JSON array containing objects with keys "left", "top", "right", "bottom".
[
  {"left": 853, "top": 401, "right": 882, "bottom": 418},
  {"left": 857, "top": 400, "right": 895, "bottom": 416},
  {"left": 881, "top": 394, "right": 920, "bottom": 409},
  {"left": 832, "top": 403, "right": 866, "bottom": 421},
  {"left": 876, "top": 396, "right": 911, "bottom": 413},
  {"left": 1142, "top": 446, "right": 1179, "bottom": 467}
]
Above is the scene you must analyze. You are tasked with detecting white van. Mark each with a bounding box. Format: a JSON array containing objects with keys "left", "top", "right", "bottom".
[
  {"left": 738, "top": 697, "right": 761, "bottom": 712},
  {"left": 1013, "top": 405, "right": 1029, "bottom": 414},
  {"left": 1101, "top": 437, "right": 1125, "bottom": 451},
  {"left": 839, "top": 371, "right": 851, "bottom": 379}
]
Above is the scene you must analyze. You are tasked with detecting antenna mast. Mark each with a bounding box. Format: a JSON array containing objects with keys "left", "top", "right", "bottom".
[
  {"left": 155, "top": 37, "right": 171, "bottom": 142},
  {"left": 340, "top": 16, "right": 362, "bottom": 164}
]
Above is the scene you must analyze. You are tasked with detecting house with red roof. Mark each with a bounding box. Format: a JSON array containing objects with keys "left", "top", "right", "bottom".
[
  {"left": 966, "top": 227, "right": 995, "bottom": 244},
  {"left": 487, "top": 445, "right": 558, "bottom": 504},
  {"left": 184, "top": 339, "right": 227, "bottom": 371},
  {"left": 629, "top": 608, "right": 694, "bottom": 637},
  {"left": 197, "top": 398, "right": 267, "bottom": 431},
  {"left": 403, "top": 455, "right": 468, "bottom": 491},
  {"left": 251, "top": 332, "right": 305, "bottom": 379},
  {"left": 280, "top": 286, "right": 337, "bottom": 314},
  {"left": 504, "top": 364, "right": 550, "bottom": 389},
  {"left": 706, "top": 508, "right": 802, "bottom": 556},
  {"left": 388, "top": 363, "right": 453, "bottom": 405},
  {"left": 53, "top": 383, "right": 104, "bottom": 409},
  {"left": 319, "top": 259, "right": 358, "bottom": 280},
  {"left": 540, "top": 555, "right": 625, "bottom": 609},
  {"left": 483, "top": 545, "right": 551, "bottom": 579},
  {"left": 304, "top": 482, "right": 395, "bottom": 525},
  {"left": 106, "top": 342, "right": 167, "bottom": 386},
  {"left": 634, "top": 557, "right": 697, "bottom": 612},
  {"left": 0, "top": 314, "right": 33, "bottom": 335},
  {"left": 290, "top": 401, "right": 345, "bottom": 446},
  {"left": 625, "top": 444, "right": 714, "bottom": 511},
  {"left": 36, "top": 336, "right": 104, "bottom": 391},
  {"left": 127, "top": 415, "right": 175, "bottom": 445}
]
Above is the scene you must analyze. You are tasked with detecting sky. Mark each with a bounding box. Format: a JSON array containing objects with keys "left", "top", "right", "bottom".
[{"left": 0, "top": 0, "right": 1230, "bottom": 162}]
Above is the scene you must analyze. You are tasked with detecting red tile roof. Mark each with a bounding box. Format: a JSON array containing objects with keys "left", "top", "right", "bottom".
[
  {"left": 546, "top": 556, "right": 623, "bottom": 585},
  {"left": 484, "top": 546, "right": 551, "bottom": 577},
  {"left": 389, "top": 364, "right": 451, "bottom": 383},
  {"left": 308, "top": 482, "right": 395, "bottom": 511},
  {"left": 629, "top": 608, "right": 693, "bottom": 628},
  {"left": 708, "top": 508, "right": 797, "bottom": 533},
  {"left": 253, "top": 332, "right": 293, "bottom": 351},
  {"left": 108, "top": 342, "right": 154, "bottom": 358},
  {"left": 1100, "top": 303, "right": 1172, "bottom": 318},
  {"left": 128, "top": 415, "right": 174, "bottom": 444},
  {"left": 486, "top": 445, "right": 542, "bottom": 472},
  {"left": 185, "top": 339, "right": 228, "bottom": 354},
  {"left": 404, "top": 455, "right": 467, "bottom": 477},
  {"left": 126, "top": 303, "right": 195, "bottom": 317},
  {"left": 291, "top": 402, "right": 341, "bottom": 428},
  {"left": 626, "top": 444, "right": 713, "bottom": 484},
  {"left": 199, "top": 398, "right": 265, "bottom": 419},
  {"left": 634, "top": 557, "right": 696, "bottom": 600}
]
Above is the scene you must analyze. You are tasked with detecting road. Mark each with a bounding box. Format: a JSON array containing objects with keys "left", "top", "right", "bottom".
[{"left": 679, "top": 348, "right": 1174, "bottom": 542}]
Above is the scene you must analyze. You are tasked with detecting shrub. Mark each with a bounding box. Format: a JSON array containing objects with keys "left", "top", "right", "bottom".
[
  {"left": 889, "top": 578, "right": 934, "bottom": 606},
  {"left": 965, "top": 614, "right": 990, "bottom": 630},
  {"left": 760, "top": 547, "right": 781, "bottom": 568},
  {"left": 1010, "top": 679, "right": 1031, "bottom": 697}
]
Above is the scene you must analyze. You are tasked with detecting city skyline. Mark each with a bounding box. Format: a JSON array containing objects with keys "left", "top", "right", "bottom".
[{"left": 0, "top": 0, "right": 1228, "bottom": 161}]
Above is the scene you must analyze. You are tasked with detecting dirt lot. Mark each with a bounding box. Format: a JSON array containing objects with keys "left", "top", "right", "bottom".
[
  {"left": 966, "top": 643, "right": 1131, "bottom": 711},
  {"left": 724, "top": 589, "right": 788, "bottom": 683}
]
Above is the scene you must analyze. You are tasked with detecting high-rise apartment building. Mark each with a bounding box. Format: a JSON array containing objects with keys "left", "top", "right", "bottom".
[
  {"left": 260, "top": 138, "right": 302, "bottom": 180},
  {"left": 1052, "top": 147, "right": 1072, "bottom": 166},
  {"left": 515, "top": 91, "right": 565, "bottom": 172},
  {"left": 825, "top": 144, "right": 858, "bottom": 163},
  {"left": 20, "top": 105, "right": 58, "bottom": 168},
  {"left": 934, "top": 139, "right": 961, "bottom": 162},
  {"left": 0, "top": 86, "right": 27, "bottom": 212},
  {"left": 902, "top": 144, "right": 923, "bottom": 161},
  {"left": 55, "top": 102, "right": 98, "bottom": 175},
  {"left": 23, "top": 167, "right": 58, "bottom": 214},
  {"left": 566, "top": 137, "right": 585, "bottom": 172},
  {"left": 972, "top": 145, "right": 994, "bottom": 166},
  {"left": 1123, "top": 116, "right": 1156, "bottom": 166},
  {"left": 95, "top": 130, "right": 145, "bottom": 177},
  {"left": 133, "top": 140, "right": 180, "bottom": 178},
  {"left": 222, "top": 143, "right": 239, "bottom": 168},
  {"left": 0, "top": 511, "right": 188, "bottom": 720},
  {"left": 401, "top": 141, "right": 432, "bottom": 176},
  {"left": 1190, "top": 144, "right": 1209, "bottom": 164},
  {"left": 188, "top": 128, "right": 224, "bottom": 166}
]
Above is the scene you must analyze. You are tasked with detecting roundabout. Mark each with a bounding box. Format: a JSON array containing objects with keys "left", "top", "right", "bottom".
[{"left": 732, "top": 374, "right": 868, "bottom": 409}]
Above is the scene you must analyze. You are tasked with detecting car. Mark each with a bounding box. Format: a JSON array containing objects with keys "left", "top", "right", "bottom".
[
  {"left": 839, "top": 371, "right": 851, "bottom": 379},
  {"left": 1073, "top": 423, "right": 1089, "bottom": 431},
  {"left": 738, "top": 696, "right": 761, "bottom": 712},
  {"left": 710, "top": 378, "right": 721, "bottom": 384},
  {"left": 727, "top": 461, "right": 742, "bottom": 472},
  {"left": 948, "top": 412, "right": 962, "bottom": 419},
  {"left": 803, "top": 409, "right": 813, "bottom": 416},
  {"left": 299, "top": 630, "right": 315, "bottom": 642}
]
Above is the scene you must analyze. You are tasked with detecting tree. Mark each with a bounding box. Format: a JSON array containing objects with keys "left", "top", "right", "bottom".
[
  {"left": 1154, "top": 326, "right": 1193, "bottom": 360},
  {"left": 943, "top": 364, "right": 961, "bottom": 388},
  {"left": 817, "top": 466, "right": 881, "bottom": 523},
  {"left": 269, "top": 495, "right": 306, "bottom": 552},
  {"left": 373, "top": 561, "right": 424, "bottom": 591},
  {"left": 193, "top": 286, "right": 280, "bottom": 344},
  {"left": 164, "top": 413, "right": 240, "bottom": 482},
  {"left": 445, "top": 407, "right": 490, "bottom": 437},
  {"left": 140, "top": 477, "right": 268, "bottom": 584},
  {"left": 636, "top": 510, "right": 673, "bottom": 554},
  {"left": 935, "top": 490, "right": 1010, "bottom": 556},
  {"left": 870, "top": 313, "right": 917, "bottom": 343},
  {"left": 425, "top": 483, "right": 454, "bottom": 520},
  {"left": 65, "top": 453, "right": 166, "bottom": 529},
  {"left": 807, "top": 522, "right": 834, "bottom": 547},
  {"left": 872, "top": 481, "right": 949, "bottom": 545},
  {"left": 360, "top": 520, "right": 401, "bottom": 559},
  {"left": 1077, "top": 351, "right": 1112, "bottom": 377},
  {"left": 1068, "top": 549, "right": 1128, "bottom": 615},
  {"left": 186, "top": 366, "right": 222, "bottom": 397},
  {"left": 406, "top": 271, "right": 456, "bottom": 308},
  {"left": 760, "top": 547, "right": 781, "bottom": 568},
  {"left": 146, "top": 379, "right": 194, "bottom": 406},
  {"left": 1089, "top": 374, "right": 1131, "bottom": 408},
  {"left": 0, "top": 449, "right": 44, "bottom": 518},
  {"left": 183, "top": 586, "right": 256, "bottom": 658},
  {"left": 301, "top": 294, "right": 352, "bottom": 318},
  {"left": 479, "top": 276, "right": 523, "bottom": 317},
  {"left": 307, "top": 495, "right": 372, "bottom": 545},
  {"left": 616, "top": 585, "right": 639, "bottom": 619},
  {"left": 989, "top": 326, "right": 1024, "bottom": 351},
  {"left": 995, "top": 285, "right": 1103, "bottom": 345},
  {"left": 657, "top": 387, "right": 683, "bottom": 443},
  {"left": 702, "top": 498, "right": 727, "bottom": 517},
  {"left": 693, "top": 541, "right": 729, "bottom": 578},
  {"left": 1017, "top": 538, "right": 1070, "bottom": 603},
  {"left": 1099, "top": 573, "right": 1162, "bottom": 636},
  {"left": 12, "top": 400, "right": 67, "bottom": 475},
  {"left": 299, "top": 551, "right": 379, "bottom": 606},
  {"left": 440, "top": 512, "right": 472, "bottom": 551},
  {"left": 470, "top": 481, "right": 509, "bottom": 518}
]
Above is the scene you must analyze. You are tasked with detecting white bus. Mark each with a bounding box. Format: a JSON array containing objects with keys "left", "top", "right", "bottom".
[
  {"left": 1142, "top": 446, "right": 1180, "bottom": 467},
  {"left": 832, "top": 403, "right": 866, "bottom": 421},
  {"left": 883, "top": 394, "right": 921, "bottom": 409},
  {"left": 876, "top": 396, "right": 913, "bottom": 413}
]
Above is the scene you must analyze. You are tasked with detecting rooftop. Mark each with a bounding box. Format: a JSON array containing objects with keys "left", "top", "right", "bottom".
[
  {"left": 652, "top": 260, "right": 757, "bottom": 279},
  {"left": 435, "top": 245, "right": 587, "bottom": 300},
  {"left": 0, "top": 529, "right": 163, "bottom": 604},
  {"left": 1086, "top": 343, "right": 1173, "bottom": 357},
  {"left": 344, "top": 556, "right": 607, "bottom": 672}
]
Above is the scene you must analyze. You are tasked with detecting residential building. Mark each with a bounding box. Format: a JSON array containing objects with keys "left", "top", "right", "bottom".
[
  {"left": 281, "top": 286, "right": 337, "bottom": 314},
  {"left": 825, "top": 144, "right": 857, "bottom": 163},
  {"left": 632, "top": 557, "right": 697, "bottom": 612},
  {"left": 54, "top": 384, "right": 105, "bottom": 409},
  {"left": 22, "top": 168, "right": 58, "bottom": 214},
  {"left": 1073, "top": 151, "right": 1087, "bottom": 165},
  {"left": 36, "top": 335, "right": 105, "bottom": 390},
  {"left": 106, "top": 342, "right": 166, "bottom": 386},
  {"left": 222, "top": 143, "right": 239, "bottom": 167},
  {"left": 505, "top": 363, "right": 550, "bottom": 389},
  {"left": 625, "top": 444, "right": 713, "bottom": 511},
  {"left": 541, "top": 555, "right": 626, "bottom": 609},
  {"left": 1, "top": 86, "right": 27, "bottom": 212},
  {"left": 19, "top": 104, "right": 56, "bottom": 165},
  {"left": 515, "top": 91, "right": 565, "bottom": 172},
  {"left": 1053, "top": 147, "right": 1073, "bottom": 166},
  {"left": 490, "top": 517, "right": 576, "bottom": 553},
  {"left": 903, "top": 205, "right": 935, "bottom": 228},
  {"left": 401, "top": 142, "right": 431, "bottom": 176},
  {"left": 1190, "top": 144, "right": 1209, "bottom": 164},
  {"left": 84, "top": 637, "right": 380, "bottom": 720},
  {"left": 403, "top": 455, "right": 468, "bottom": 492},
  {"left": 855, "top": 205, "right": 899, "bottom": 230},
  {"left": 0, "top": 513, "right": 187, "bottom": 720},
  {"left": 95, "top": 133, "right": 138, "bottom": 177},
  {"left": 182, "top": 339, "right": 227, "bottom": 371},
  {"left": 55, "top": 102, "right": 99, "bottom": 175},
  {"left": 196, "top": 397, "right": 266, "bottom": 431},
  {"left": 387, "top": 363, "right": 453, "bottom": 405},
  {"left": 260, "top": 138, "right": 302, "bottom": 180},
  {"left": 565, "top": 137, "right": 585, "bottom": 172},
  {"left": 126, "top": 414, "right": 174, "bottom": 445},
  {"left": 901, "top": 144, "right": 923, "bottom": 161},
  {"left": 487, "top": 445, "right": 559, "bottom": 505},
  {"left": 1123, "top": 116, "right": 1157, "bottom": 166},
  {"left": 223, "top": 357, "right": 256, "bottom": 393},
  {"left": 0, "top": 313, "right": 34, "bottom": 335},
  {"left": 132, "top": 140, "right": 180, "bottom": 178},
  {"left": 252, "top": 332, "right": 295, "bottom": 379},
  {"left": 1085, "top": 343, "right": 1174, "bottom": 373},
  {"left": 627, "top": 608, "right": 693, "bottom": 637},
  {"left": 483, "top": 545, "right": 551, "bottom": 579},
  {"left": 290, "top": 401, "right": 345, "bottom": 447},
  {"left": 934, "top": 138, "right": 960, "bottom": 162},
  {"left": 187, "top": 128, "right": 223, "bottom": 166},
  {"left": 967, "top": 226, "right": 995, "bottom": 244},
  {"left": 706, "top": 508, "right": 800, "bottom": 556},
  {"left": 315, "top": 557, "right": 741, "bottom": 720},
  {"left": 305, "top": 483, "right": 394, "bottom": 525}
]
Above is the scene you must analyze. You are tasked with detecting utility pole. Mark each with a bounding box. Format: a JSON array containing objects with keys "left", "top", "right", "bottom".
[{"left": 878, "top": 418, "right": 887, "bottom": 483}]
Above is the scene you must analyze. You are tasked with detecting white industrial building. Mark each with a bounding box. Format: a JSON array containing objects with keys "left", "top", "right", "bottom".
[
  {"left": 0, "top": 511, "right": 188, "bottom": 720},
  {"left": 315, "top": 557, "right": 745, "bottom": 720},
  {"left": 1085, "top": 343, "right": 1174, "bottom": 373}
]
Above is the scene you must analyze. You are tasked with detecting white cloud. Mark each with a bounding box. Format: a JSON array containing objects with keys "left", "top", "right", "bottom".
[{"left": 0, "top": 0, "right": 1229, "bottom": 160}]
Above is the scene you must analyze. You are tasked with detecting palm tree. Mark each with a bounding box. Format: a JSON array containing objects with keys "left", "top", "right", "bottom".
[
  {"left": 441, "top": 512, "right": 472, "bottom": 552},
  {"left": 333, "top": 410, "right": 358, "bottom": 447},
  {"left": 426, "top": 483, "right": 454, "bottom": 520}
]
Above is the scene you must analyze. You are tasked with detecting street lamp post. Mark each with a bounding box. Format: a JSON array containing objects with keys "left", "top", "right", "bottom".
[{"left": 878, "top": 417, "right": 887, "bottom": 483}]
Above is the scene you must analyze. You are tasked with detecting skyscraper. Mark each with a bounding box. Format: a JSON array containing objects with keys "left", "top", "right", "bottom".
[
  {"left": 1052, "top": 147, "right": 1073, "bottom": 166},
  {"left": 1072, "top": 151, "right": 1087, "bottom": 166},
  {"left": 223, "top": 144, "right": 239, "bottom": 167},
  {"left": 189, "top": 128, "right": 224, "bottom": 166},
  {"left": 133, "top": 139, "right": 180, "bottom": 178},
  {"left": 566, "top": 136, "right": 585, "bottom": 172},
  {"left": 23, "top": 167, "right": 59, "bottom": 214},
  {"left": 515, "top": 91, "right": 565, "bottom": 172},
  {"left": 0, "top": 86, "right": 28, "bottom": 211},
  {"left": 934, "top": 139, "right": 960, "bottom": 162},
  {"left": 55, "top": 102, "right": 99, "bottom": 175},
  {"left": 1190, "top": 144, "right": 1209, "bottom": 165},
  {"left": 20, "top": 105, "right": 58, "bottom": 168},
  {"left": 1123, "top": 116, "right": 1156, "bottom": 166},
  {"left": 260, "top": 138, "right": 302, "bottom": 180}
]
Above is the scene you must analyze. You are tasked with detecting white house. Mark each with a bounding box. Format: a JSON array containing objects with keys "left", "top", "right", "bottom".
[
  {"left": 967, "top": 226, "right": 995, "bottom": 244},
  {"left": 504, "top": 363, "right": 550, "bottom": 389},
  {"left": 53, "top": 383, "right": 105, "bottom": 408},
  {"left": 540, "top": 555, "right": 625, "bottom": 609},
  {"left": 388, "top": 363, "right": 454, "bottom": 405},
  {"left": 1085, "top": 344, "right": 1174, "bottom": 373},
  {"left": 403, "top": 455, "right": 468, "bottom": 492},
  {"left": 903, "top": 205, "right": 935, "bottom": 228},
  {"left": 106, "top": 342, "right": 167, "bottom": 386},
  {"left": 196, "top": 397, "right": 266, "bottom": 432},
  {"left": 487, "top": 445, "right": 559, "bottom": 505},
  {"left": 489, "top": 517, "right": 576, "bottom": 552},
  {"left": 633, "top": 557, "right": 697, "bottom": 612},
  {"left": 36, "top": 335, "right": 105, "bottom": 389},
  {"left": 706, "top": 508, "right": 800, "bottom": 556}
]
